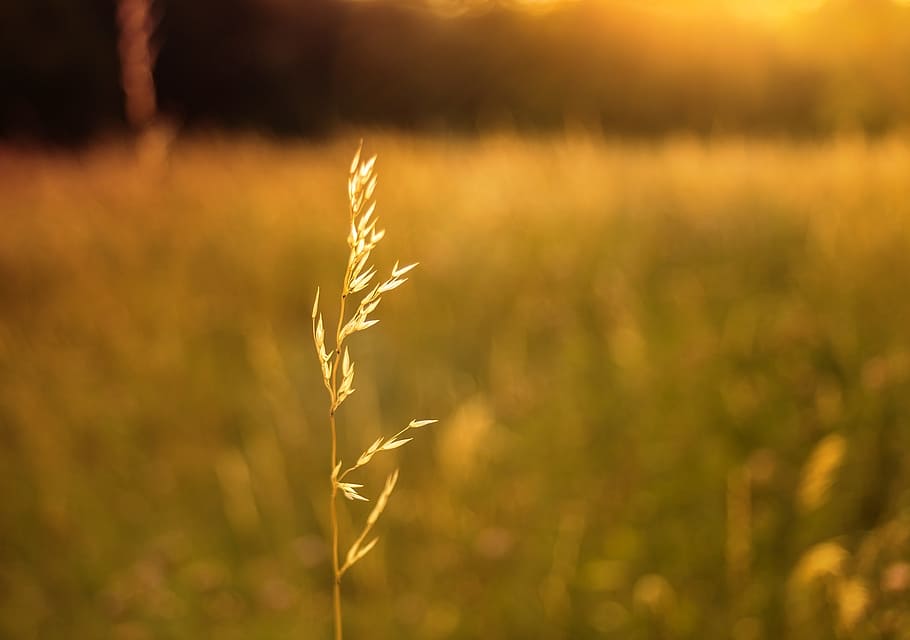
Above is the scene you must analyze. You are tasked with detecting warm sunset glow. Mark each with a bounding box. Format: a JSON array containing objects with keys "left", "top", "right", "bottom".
[
  {"left": 432, "top": 0, "right": 908, "bottom": 21},
  {"left": 540, "top": 0, "right": 823, "bottom": 17}
]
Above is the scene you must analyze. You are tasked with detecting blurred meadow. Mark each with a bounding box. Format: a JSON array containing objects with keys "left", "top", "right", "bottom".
[
  {"left": 3, "top": 134, "right": 910, "bottom": 639},
  {"left": 4, "top": 0, "right": 910, "bottom": 639}
]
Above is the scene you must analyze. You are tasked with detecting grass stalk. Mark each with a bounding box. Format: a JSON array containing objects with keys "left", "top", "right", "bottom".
[{"left": 312, "top": 142, "right": 438, "bottom": 639}]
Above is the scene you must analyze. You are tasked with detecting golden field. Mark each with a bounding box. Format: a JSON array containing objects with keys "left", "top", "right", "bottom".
[{"left": 1, "top": 134, "right": 910, "bottom": 639}]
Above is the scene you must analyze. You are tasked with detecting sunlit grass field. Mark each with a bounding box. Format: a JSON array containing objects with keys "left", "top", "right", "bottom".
[{"left": 2, "top": 134, "right": 910, "bottom": 639}]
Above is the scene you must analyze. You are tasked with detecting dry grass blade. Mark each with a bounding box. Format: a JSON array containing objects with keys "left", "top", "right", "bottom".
[
  {"left": 338, "top": 482, "right": 368, "bottom": 502},
  {"left": 344, "top": 537, "right": 379, "bottom": 570},
  {"left": 367, "top": 470, "right": 399, "bottom": 526},
  {"left": 311, "top": 143, "right": 440, "bottom": 640},
  {"left": 381, "top": 438, "right": 413, "bottom": 450},
  {"left": 341, "top": 470, "right": 399, "bottom": 575}
]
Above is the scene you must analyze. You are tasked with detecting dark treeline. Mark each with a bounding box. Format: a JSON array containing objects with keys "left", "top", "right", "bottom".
[{"left": 3, "top": 0, "right": 910, "bottom": 143}]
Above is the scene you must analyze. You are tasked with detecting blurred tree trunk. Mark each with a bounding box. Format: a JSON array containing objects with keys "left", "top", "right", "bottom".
[{"left": 116, "top": 0, "right": 157, "bottom": 131}]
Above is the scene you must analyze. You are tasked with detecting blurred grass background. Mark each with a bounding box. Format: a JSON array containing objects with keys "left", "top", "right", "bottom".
[{"left": 2, "top": 133, "right": 910, "bottom": 638}]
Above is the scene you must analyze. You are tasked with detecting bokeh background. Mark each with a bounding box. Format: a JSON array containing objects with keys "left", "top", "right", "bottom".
[{"left": 3, "top": 1, "right": 910, "bottom": 638}]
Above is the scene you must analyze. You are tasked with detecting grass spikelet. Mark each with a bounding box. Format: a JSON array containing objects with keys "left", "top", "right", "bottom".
[
  {"left": 311, "top": 142, "right": 438, "bottom": 640},
  {"left": 798, "top": 433, "right": 847, "bottom": 512},
  {"left": 791, "top": 541, "right": 848, "bottom": 587}
]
